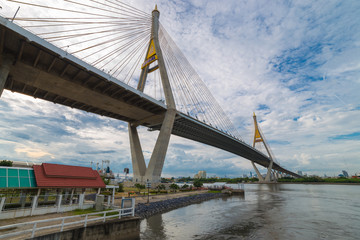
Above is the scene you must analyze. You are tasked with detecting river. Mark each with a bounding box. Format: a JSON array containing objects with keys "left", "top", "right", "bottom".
[{"left": 140, "top": 183, "right": 360, "bottom": 239}]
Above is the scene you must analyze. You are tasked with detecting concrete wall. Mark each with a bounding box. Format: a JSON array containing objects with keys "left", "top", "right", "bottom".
[{"left": 32, "top": 217, "right": 140, "bottom": 240}]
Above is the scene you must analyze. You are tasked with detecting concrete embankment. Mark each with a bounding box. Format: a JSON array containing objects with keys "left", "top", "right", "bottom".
[
  {"left": 135, "top": 192, "right": 224, "bottom": 218},
  {"left": 31, "top": 217, "right": 141, "bottom": 240}
]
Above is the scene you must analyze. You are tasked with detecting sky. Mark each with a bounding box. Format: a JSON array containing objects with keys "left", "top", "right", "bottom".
[{"left": 0, "top": 0, "right": 360, "bottom": 178}]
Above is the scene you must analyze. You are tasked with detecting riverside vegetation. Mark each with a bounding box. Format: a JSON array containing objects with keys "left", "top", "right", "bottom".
[{"left": 278, "top": 176, "right": 360, "bottom": 183}]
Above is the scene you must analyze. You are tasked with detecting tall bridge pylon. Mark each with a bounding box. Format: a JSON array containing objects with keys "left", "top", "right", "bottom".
[
  {"left": 251, "top": 113, "right": 279, "bottom": 182},
  {"left": 0, "top": 1, "right": 301, "bottom": 183},
  {"left": 129, "top": 6, "right": 176, "bottom": 184}
]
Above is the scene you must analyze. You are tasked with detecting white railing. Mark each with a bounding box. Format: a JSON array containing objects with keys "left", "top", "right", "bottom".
[{"left": 0, "top": 198, "right": 135, "bottom": 239}]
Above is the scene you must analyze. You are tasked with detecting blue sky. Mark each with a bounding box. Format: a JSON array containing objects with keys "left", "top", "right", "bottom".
[{"left": 1, "top": 0, "right": 360, "bottom": 178}]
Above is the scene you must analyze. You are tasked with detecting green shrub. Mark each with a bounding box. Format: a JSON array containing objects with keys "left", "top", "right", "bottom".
[
  {"left": 0, "top": 160, "right": 12, "bottom": 166},
  {"left": 134, "top": 183, "right": 145, "bottom": 190},
  {"left": 193, "top": 180, "right": 203, "bottom": 188},
  {"left": 117, "top": 183, "right": 124, "bottom": 192}
]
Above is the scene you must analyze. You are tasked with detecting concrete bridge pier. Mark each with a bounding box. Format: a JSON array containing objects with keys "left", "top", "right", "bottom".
[
  {"left": 129, "top": 6, "right": 176, "bottom": 184},
  {"left": 128, "top": 124, "right": 146, "bottom": 183},
  {"left": 128, "top": 108, "right": 176, "bottom": 184},
  {"left": 251, "top": 113, "right": 277, "bottom": 183}
]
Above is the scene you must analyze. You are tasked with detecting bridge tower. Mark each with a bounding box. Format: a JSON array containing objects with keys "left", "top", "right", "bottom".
[
  {"left": 128, "top": 5, "right": 176, "bottom": 184},
  {"left": 251, "top": 113, "right": 278, "bottom": 182}
]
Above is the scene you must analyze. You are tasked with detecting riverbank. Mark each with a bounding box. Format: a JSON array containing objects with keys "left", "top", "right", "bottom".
[
  {"left": 135, "top": 192, "right": 225, "bottom": 219},
  {"left": 274, "top": 182, "right": 360, "bottom": 185}
]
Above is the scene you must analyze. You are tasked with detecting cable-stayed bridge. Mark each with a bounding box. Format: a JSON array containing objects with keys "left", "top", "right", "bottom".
[{"left": 0, "top": 1, "right": 300, "bottom": 182}]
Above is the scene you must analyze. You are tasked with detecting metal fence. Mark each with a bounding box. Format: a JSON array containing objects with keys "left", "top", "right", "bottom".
[
  {"left": 0, "top": 198, "right": 135, "bottom": 239},
  {"left": 0, "top": 193, "right": 98, "bottom": 219},
  {"left": 0, "top": 194, "right": 84, "bottom": 211}
]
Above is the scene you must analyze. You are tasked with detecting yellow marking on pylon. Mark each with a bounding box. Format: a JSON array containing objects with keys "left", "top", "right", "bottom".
[
  {"left": 147, "top": 39, "right": 156, "bottom": 59},
  {"left": 141, "top": 39, "right": 158, "bottom": 69},
  {"left": 255, "top": 128, "right": 262, "bottom": 140}
]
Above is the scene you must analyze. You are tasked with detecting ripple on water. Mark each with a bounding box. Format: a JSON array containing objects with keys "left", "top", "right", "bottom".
[{"left": 140, "top": 184, "right": 360, "bottom": 240}]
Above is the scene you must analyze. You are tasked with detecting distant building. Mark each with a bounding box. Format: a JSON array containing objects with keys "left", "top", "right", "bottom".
[
  {"left": 342, "top": 170, "right": 349, "bottom": 178},
  {"left": 194, "top": 171, "right": 206, "bottom": 179},
  {"left": 296, "top": 170, "right": 303, "bottom": 176}
]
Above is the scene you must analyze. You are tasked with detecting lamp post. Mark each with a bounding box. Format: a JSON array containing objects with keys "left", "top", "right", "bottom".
[{"left": 146, "top": 180, "right": 151, "bottom": 204}]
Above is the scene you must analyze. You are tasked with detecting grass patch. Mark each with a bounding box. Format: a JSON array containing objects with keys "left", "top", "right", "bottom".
[
  {"left": 71, "top": 208, "right": 98, "bottom": 215},
  {"left": 72, "top": 208, "right": 122, "bottom": 218},
  {"left": 124, "top": 187, "right": 138, "bottom": 192},
  {"left": 207, "top": 190, "right": 221, "bottom": 193}
]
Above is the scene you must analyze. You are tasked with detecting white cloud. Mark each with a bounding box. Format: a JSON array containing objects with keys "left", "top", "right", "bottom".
[{"left": 1, "top": 0, "right": 359, "bottom": 177}]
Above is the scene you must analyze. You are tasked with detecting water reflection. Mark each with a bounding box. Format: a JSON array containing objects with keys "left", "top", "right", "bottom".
[
  {"left": 141, "top": 214, "right": 167, "bottom": 239},
  {"left": 140, "top": 184, "right": 360, "bottom": 239}
]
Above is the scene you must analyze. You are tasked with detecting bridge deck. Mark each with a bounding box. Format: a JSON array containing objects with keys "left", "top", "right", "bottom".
[{"left": 0, "top": 16, "right": 300, "bottom": 178}]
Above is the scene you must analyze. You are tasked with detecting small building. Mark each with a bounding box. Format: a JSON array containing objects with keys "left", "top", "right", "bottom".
[
  {"left": 0, "top": 163, "right": 106, "bottom": 219},
  {"left": 194, "top": 171, "right": 206, "bottom": 179}
]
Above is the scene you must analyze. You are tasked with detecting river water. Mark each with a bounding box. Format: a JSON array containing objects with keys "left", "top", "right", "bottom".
[{"left": 140, "top": 183, "right": 360, "bottom": 239}]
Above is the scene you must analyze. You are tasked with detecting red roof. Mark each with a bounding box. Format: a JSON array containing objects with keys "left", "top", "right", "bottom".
[
  {"left": 33, "top": 163, "right": 105, "bottom": 188},
  {"left": 43, "top": 163, "right": 97, "bottom": 179}
]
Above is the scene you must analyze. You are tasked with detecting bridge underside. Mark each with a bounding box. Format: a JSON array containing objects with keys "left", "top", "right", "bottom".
[
  {"left": 0, "top": 17, "right": 300, "bottom": 179},
  {"left": 1, "top": 19, "right": 167, "bottom": 127},
  {"left": 149, "top": 113, "right": 300, "bottom": 177}
]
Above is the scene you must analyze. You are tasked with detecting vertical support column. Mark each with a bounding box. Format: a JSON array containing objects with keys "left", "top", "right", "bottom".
[
  {"left": 31, "top": 196, "right": 38, "bottom": 216},
  {"left": 79, "top": 193, "right": 84, "bottom": 209},
  {"left": 0, "top": 57, "right": 13, "bottom": 97},
  {"left": 128, "top": 6, "right": 176, "bottom": 184},
  {"left": 107, "top": 196, "right": 111, "bottom": 206},
  {"left": 112, "top": 187, "right": 115, "bottom": 206},
  {"left": 44, "top": 191, "right": 49, "bottom": 203},
  {"left": 129, "top": 123, "right": 146, "bottom": 183},
  {"left": 144, "top": 108, "right": 176, "bottom": 183},
  {"left": 56, "top": 195, "right": 63, "bottom": 213},
  {"left": 144, "top": 6, "right": 176, "bottom": 183},
  {"left": 121, "top": 197, "right": 125, "bottom": 208},
  {"left": 131, "top": 198, "right": 135, "bottom": 216},
  {"left": 252, "top": 113, "right": 275, "bottom": 183},
  {"left": 19, "top": 191, "right": 27, "bottom": 208},
  {"left": 251, "top": 161, "right": 264, "bottom": 182},
  {"left": 64, "top": 191, "right": 69, "bottom": 204},
  {"left": 0, "top": 197, "right": 6, "bottom": 214},
  {"left": 264, "top": 159, "right": 274, "bottom": 182},
  {"left": 151, "top": 7, "right": 176, "bottom": 109},
  {"left": 70, "top": 188, "right": 75, "bottom": 206}
]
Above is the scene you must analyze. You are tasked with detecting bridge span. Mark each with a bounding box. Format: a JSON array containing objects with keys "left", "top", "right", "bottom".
[{"left": 0, "top": 13, "right": 300, "bottom": 181}]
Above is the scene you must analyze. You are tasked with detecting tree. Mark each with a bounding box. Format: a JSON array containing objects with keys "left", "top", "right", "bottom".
[
  {"left": 193, "top": 180, "right": 203, "bottom": 188},
  {"left": 117, "top": 183, "right": 124, "bottom": 192},
  {"left": 0, "top": 160, "right": 12, "bottom": 166},
  {"left": 134, "top": 183, "right": 145, "bottom": 193},
  {"left": 181, "top": 184, "right": 189, "bottom": 189},
  {"left": 101, "top": 176, "right": 110, "bottom": 185},
  {"left": 156, "top": 184, "right": 166, "bottom": 193},
  {"left": 169, "top": 183, "right": 179, "bottom": 192}
]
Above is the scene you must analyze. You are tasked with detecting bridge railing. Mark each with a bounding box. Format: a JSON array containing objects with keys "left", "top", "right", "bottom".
[{"left": 0, "top": 198, "right": 135, "bottom": 239}]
